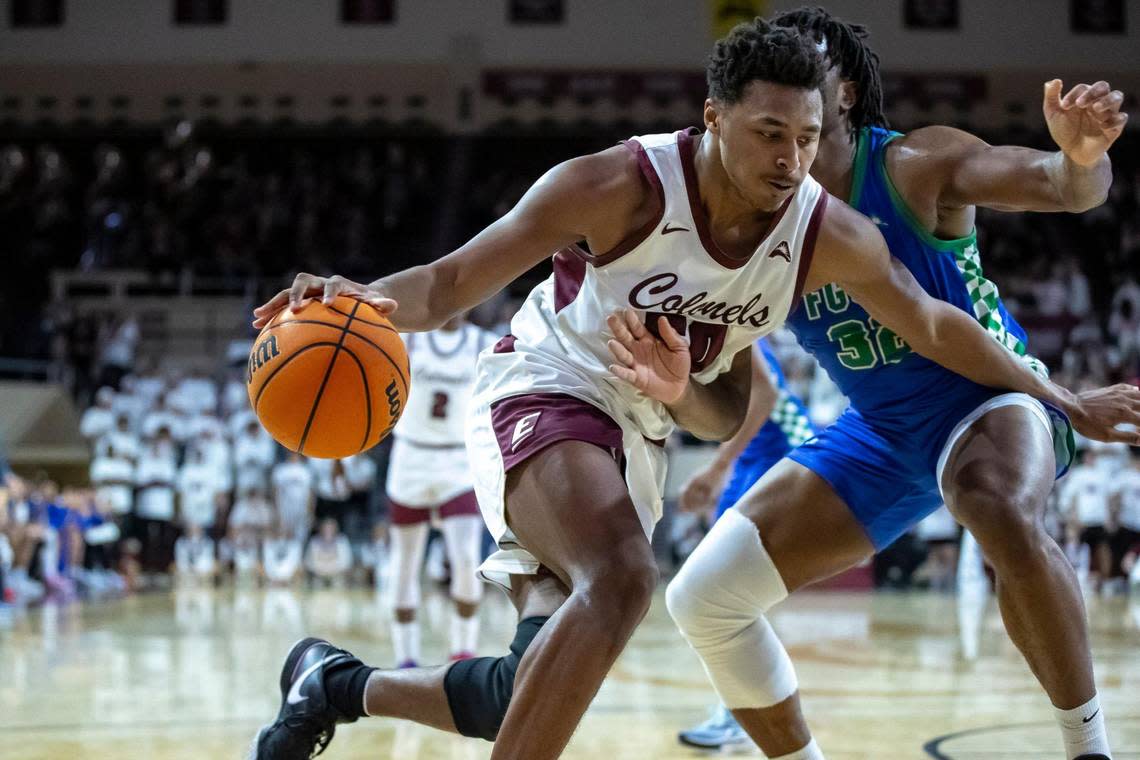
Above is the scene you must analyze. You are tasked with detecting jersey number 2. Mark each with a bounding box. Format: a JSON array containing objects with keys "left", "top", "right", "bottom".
[{"left": 430, "top": 392, "right": 449, "bottom": 419}]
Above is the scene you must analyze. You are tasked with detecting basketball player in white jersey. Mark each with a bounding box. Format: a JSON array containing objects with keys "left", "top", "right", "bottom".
[
  {"left": 386, "top": 314, "right": 496, "bottom": 667},
  {"left": 247, "top": 21, "right": 1133, "bottom": 760}
]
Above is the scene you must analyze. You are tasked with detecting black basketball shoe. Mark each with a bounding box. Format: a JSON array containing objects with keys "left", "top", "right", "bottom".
[
  {"left": 249, "top": 638, "right": 361, "bottom": 759},
  {"left": 1073, "top": 755, "right": 1111, "bottom": 760}
]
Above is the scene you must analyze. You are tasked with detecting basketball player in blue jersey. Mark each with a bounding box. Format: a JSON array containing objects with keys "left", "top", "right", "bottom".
[
  {"left": 676, "top": 339, "right": 815, "bottom": 751},
  {"left": 246, "top": 20, "right": 1138, "bottom": 760},
  {"left": 667, "top": 9, "right": 1135, "bottom": 760}
]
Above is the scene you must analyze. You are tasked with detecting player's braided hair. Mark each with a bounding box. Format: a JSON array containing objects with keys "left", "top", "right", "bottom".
[
  {"left": 706, "top": 17, "right": 827, "bottom": 104},
  {"left": 772, "top": 6, "right": 889, "bottom": 133}
]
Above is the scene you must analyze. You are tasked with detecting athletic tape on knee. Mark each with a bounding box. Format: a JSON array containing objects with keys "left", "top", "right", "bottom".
[
  {"left": 443, "top": 615, "right": 548, "bottom": 741},
  {"left": 665, "top": 508, "right": 796, "bottom": 709}
]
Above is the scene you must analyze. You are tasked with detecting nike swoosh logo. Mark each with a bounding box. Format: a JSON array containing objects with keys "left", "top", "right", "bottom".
[
  {"left": 286, "top": 655, "right": 337, "bottom": 705},
  {"left": 1082, "top": 709, "right": 1100, "bottom": 724},
  {"left": 661, "top": 223, "right": 689, "bottom": 235}
]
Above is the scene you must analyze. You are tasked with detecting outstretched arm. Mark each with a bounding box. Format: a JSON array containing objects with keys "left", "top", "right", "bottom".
[
  {"left": 904, "top": 80, "right": 1126, "bottom": 213},
  {"left": 807, "top": 200, "right": 1140, "bottom": 445},
  {"left": 253, "top": 145, "right": 651, "bottom": 332}
]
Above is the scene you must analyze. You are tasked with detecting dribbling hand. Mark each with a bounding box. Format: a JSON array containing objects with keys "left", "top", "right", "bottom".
[
  {"left": 605, "top": 309, "right": 691, "bottom": 405},
  {"left": 1065, "top": 383, "right": 1140, "bottom": 445},
  {"left": 252, "top": 273, "right": 398, "bottom": 329},
  {"left": 1043, "top": 79, "right": 1129, "bottom": 167}
]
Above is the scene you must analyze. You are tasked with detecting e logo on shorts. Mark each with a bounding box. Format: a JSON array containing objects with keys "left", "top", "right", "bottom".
[{"left": 511, "top": 412, "right": 542, "bottom": 451}]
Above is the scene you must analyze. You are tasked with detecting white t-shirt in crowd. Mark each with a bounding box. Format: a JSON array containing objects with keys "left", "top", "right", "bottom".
[
  {"left": 131, "top": 373, "right": 167, "bottom": 408},
  {"left": 90, "top": 453, "right": 135, "bottom": 515},
  {"left": 272, "top": 460, "right": 314, "bottom": 532},
  {"left": 230, "top": 495, "right": 274, "bottom": 532},
  {"left": 97, "top": 430, "right": 140, "bottom": 462},
  {"left": 80, "top": 406, "right": 115, "bottom": 441},
  {"left": 142, "top": 409, "right": 187, "bottom": 441},
  {"left": 1063, "top": 465, "right": 1108, "bottom": 528},
  {"left": 102, "top": 318, "right": 139, "bottom": 368},
  {"left": 305, "top": 535, "right": 353, "bottom": 577},
  {"left": 221, "top": 377, "right": 247, "bottom": 415},
  {"left": 184, "top": 413, "right": 224, "bottom": 441},
  {"left": 344, "top": 455, "right": 377, "bottom": 493},
  {"left": 135, "top": 450, "right": 178, "bottom": 521},
  {"left": 179, "top": 462, "right": 219, "bottom": 528},
  {"left": 175, "top": 376, "right": 219, "bottom": 415},
  {"left": 1114, "top": 469, "right": 1140, "bottom": 532},
  {"left": 197, "top": 436, "right": 233, "bottom": 493},
  {"left": 263, "top": 538, "right": 304, "bottom": 583}
]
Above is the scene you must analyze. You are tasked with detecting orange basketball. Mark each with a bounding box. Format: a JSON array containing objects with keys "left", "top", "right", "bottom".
[{"left": 246, "top": 295, "right": 410, "bottom": 458}]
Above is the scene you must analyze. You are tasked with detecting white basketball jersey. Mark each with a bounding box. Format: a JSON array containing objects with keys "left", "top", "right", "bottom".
[
  {"left": 394, "top": 323, "right": 496, "bottom": 446},
  {"left": 473, "top": 129, "right": 828, "bottom": 441}
]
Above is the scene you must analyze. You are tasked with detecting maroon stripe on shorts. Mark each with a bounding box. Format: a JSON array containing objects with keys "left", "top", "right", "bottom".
[
  {"left": 387, "top": 497, "right": 432, "bottom": 525},
  {"left": 491, "top": 393, "right": 624, "bottom": 472},
  {"left": 438, "top": 490, "right": 480, "bottom": 519}
]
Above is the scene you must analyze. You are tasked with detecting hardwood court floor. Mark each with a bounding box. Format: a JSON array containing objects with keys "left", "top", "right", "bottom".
[{"left": 1, "top": 586, "right": 1138, "bottom": 759}]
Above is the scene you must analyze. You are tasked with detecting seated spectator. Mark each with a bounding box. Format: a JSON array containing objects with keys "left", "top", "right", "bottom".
[
  {"left": 309, "top": 457, "right": 353, "bottom": 528},
  {"left": 262, "top": 525, "right": 304, "bottom": 587},
  {"left": 219, "top": 529, "right": 261, "bottom": 586},
  {"left": 79, "top": 387, "right": 117, "bottom": 442},
  {"left": 174, "top": 523, "right": 216, "bottom": 584},
  {"left": 196, "top": 424, "right": 233, "bottom": 500},
  {"left": 1062, "top": 449, "right": 1112, "bottom": 589},
  {"left": 233, "top": 419, "right": 275, "bottom": 493},
  {"left": 142, "top": 393, "right": 188, "bottom": 444},
  {"left": 90, "top": 432, "right": 136, "bottom": 520},
  {"left": 124, "top": 356, "right": 167, "bottom": 410},
  {"left": 3, "top": 475, "right": 45, "bottom": 603},
  {"left": 271, "top": 451, "right": 314, "bottom": 542},
  {"left": 230, "top": 486, "right": 273, "bottom": 543},
  {"left": 97, "top": 413, "right": 141, "bottom": 465},
  {"left": 134, "top": 431, "right": 179, "bottom": 579},
  {"left": 169, "top": 367, "right": 218, "bottom": 417},
  {"left": 179, "top": 447, "right": 222, "bottom": 533},
  {"left": 305, "top": 517, "right": 353, "bottom": 588}
]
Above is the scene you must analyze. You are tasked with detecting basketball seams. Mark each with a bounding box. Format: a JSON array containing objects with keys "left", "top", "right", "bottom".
[
  {"left": 266, "top": 318, "right": 409, "bottom": 395},
  {"left": 298, "top": 300, "right": 361, "bottom": 455},
  {"left": 253, "top": 342, "right": 342, "bottom": 411},
  {"left": 333, "top": 345, "right": 374, "bottom": 453},
  {"left": 325, "top": 302, "right": 399, "bottom": 331}
]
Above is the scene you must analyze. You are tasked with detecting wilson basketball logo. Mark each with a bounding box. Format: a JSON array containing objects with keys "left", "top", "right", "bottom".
[
  {"left": 385, "top": 379, "right": 403, "bottom": 418},
  {"left": 247, "top": 334, "right": 281, "bottom": 384}
]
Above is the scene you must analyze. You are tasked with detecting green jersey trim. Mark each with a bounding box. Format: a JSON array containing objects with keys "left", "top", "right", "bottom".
[{"left": 847, "top": 128, "right": 872, "bottom": 208}]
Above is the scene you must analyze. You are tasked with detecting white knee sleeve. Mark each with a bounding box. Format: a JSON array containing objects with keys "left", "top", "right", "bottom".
[
  {"left": 389, "top": 522, "right": 429, "bottom": 610},
  {"left": 441, "top": 515, "right": 484, "bottom": 605},
  {"left": 666, "top": 508, "right": 796, "bottom": 709}
]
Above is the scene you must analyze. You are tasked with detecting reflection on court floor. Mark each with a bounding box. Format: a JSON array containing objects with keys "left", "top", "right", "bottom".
[{"left": 1, "top": 588, "right": 1137, "bottom": 759}]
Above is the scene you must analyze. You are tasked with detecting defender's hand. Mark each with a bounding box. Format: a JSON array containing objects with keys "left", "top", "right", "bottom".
[
  {"left": 1065, "top": 383, "right": 1140, "bottom": 445},
  {"left": 252, "top": 273, "right": 398, "bottom": 328},
  {"left": 606, "top": 309, "right": 691, "bottom": 405},
  {"left": 1043, "top": 79, "right": 1128, "bottom": 167},
  {"left": 678, "top": 462, "right": 731, "bottom": 513}
]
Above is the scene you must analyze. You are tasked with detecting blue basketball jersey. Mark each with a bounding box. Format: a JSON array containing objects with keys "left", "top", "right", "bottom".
[{"left": 787, "top": 126, "right": 1048, "bottom": 434}]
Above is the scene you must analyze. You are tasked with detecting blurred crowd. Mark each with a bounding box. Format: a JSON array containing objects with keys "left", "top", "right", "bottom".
[
  {"left": 0, "top": 355, "right": 402, "bottom": 605},
  {"left": 1, "top": 121, "right": 1139, "bottom": 609},
  {"left": 2, "top": 124, "right": 1138, "bottom": 382}
]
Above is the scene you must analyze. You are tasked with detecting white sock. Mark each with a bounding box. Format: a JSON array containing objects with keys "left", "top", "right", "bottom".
[
  {"left": 391, "top": 619, "right": 421, "bottom": 665},
  {"left": 1055, "top": 694, "right": 1111, "bottom": 760},
  {"left": 771, "top": 737, "right": 824, "bottom": 760},
  {"left": 450, "top": 609, "right": 479, "bottom": 656}
]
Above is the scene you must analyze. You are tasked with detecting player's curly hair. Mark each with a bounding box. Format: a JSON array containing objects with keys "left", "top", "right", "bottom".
[
  {"left": 706, "top": 17, "right": 827, "bottom": 105},
  {"left": 772, "top": 6, "right": 889, "bottom": 133}
]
